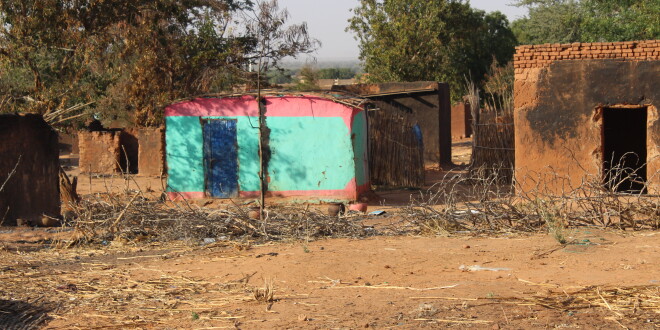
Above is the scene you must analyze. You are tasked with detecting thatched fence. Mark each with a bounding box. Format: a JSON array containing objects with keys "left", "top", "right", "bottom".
[{"left": 466, "top": 82, "right": 515, "bottom": 182}]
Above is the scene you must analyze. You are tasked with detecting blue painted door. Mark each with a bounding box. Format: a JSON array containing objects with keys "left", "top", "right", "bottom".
[{"left": 203, "top": 119, "right": 239, "bottom": 198}]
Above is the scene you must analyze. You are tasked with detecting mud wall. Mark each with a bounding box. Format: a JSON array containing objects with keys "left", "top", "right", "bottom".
[
  {"left": 78, "top": 131, "right": 122, "bottom": 174},
  {"left": 451, "top": 102, "right": 472, "bottom": 140},
  {"left": 58, "top": 133, "right": 79, "bottom": 155},
  {"left": 138, "top": 127, "right": 165, "bottom": 177},
  {"left": 0, "top": 114, "right": 60, "bottom": 226},
  {"left": 514, "top": 40, "right": 660, "bottom": 195}
]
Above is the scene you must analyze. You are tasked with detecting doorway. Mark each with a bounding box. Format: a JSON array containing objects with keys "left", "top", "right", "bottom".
[
  {"left": 203, "top": 119, "right": 239, "bottom": 198},
  {"left": 602, "top": 107, "right": 647, "bottom": 193}
]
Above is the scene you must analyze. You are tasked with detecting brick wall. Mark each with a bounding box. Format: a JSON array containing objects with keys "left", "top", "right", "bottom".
[
  {"left": 514, "top": 40, "right": 659, "bottom": 71},
  {"left": 78, "top": 131, "right": 122, "bottom": 174}
]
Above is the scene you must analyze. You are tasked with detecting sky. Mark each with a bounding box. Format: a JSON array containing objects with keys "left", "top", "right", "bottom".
[{"left": 277, "top": 0, "right": 528, "bottom": 61}]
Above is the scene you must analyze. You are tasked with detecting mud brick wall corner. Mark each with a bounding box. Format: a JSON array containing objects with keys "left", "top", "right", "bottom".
[{"left": 78, "top": 131, "right": 122, "bottom": 174}]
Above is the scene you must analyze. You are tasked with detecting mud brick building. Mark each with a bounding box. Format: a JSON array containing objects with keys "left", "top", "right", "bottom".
[
  {"left": 514, "top": 40, "right": 660, "bottom": 195},
  {"left": 165, "top": 94, "right": 369, "bottom": 202},
  {"left": 78, "top": 130, "right": 124, "bottom": 174},
  {"left": 78, "top": 127, "right": 164, "bottom": 176},
  {"left": 137, "top": 127, "right": 166, "bottom": 177},
  {"left": 0, "top": 114, "right": 60, "bottom": 226},
  {"left": 451, "top": 102, "right": 472, "bottom": 140}
]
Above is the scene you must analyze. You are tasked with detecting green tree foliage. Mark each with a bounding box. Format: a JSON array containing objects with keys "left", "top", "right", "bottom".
[
  {"left": 0, "top": 0, "right": 317, "bottom": 126},
  {"left": 294, "top": 64, "right": 319, "bottom": 91},
  {"left": 267, "top": 69, "right": 295, "bottom": 85},
  {"left": 317, "top": 68, "right": 356, "bottom": 79},
  {"left": 512, "top": 0, "right": 660, "bottom": 44},
  {"left": 347, "top": 0, "right": 517, "bottom": 100}
]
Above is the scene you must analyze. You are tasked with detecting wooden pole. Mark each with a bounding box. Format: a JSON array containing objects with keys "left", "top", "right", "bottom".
[{"left": 257, "top": 56, "right": 266, "bottom": 222}]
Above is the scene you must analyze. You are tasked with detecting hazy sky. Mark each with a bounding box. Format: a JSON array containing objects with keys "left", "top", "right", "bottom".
[{"left": 278, "top": 0, "right": 528, "bottom": 60}]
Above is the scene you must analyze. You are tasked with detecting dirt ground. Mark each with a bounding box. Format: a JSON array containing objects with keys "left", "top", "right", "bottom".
[
  {"left": 1, "top": 138, "right": 658, "bottom": 329},
  {"left": 1, "top": 229, "right": 659, "bottom": 329}
]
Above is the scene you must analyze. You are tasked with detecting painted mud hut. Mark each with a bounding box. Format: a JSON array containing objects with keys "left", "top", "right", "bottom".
[
  {"left": 164, "top": 94, "right": 369, "bottom": 203},
  {"left": 0, "top": 114, "right": 60, "bottom": 226},
  {"left": 514, "top": 40, "right": 660, "bottom": 195}
]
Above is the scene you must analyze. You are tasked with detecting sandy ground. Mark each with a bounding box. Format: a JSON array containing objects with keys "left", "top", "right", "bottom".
[
  {"left": 2, "top": 138, "right": 659, "bottom": 328},
  {"left": 1, "top": 229, "right": 659, "bottom": 329}
]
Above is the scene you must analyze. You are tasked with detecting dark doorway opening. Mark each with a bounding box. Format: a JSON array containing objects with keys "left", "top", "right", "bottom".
[
  {"left": 119, "top": 131, "right": 139, "bottom": 174},
  {"left": 602, "top": 107, "right": 647, "bottom": 193}
]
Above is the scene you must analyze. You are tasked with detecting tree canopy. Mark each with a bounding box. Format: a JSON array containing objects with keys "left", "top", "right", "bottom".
[
  {"left": 512, "top": 0, "right": 660, "bottom": 45},
  {"left": 0, "top": 0, "right": 316, "bottom": 126},
  {"left": 347, "top": 0, "right": 517, "bottom": 101}
]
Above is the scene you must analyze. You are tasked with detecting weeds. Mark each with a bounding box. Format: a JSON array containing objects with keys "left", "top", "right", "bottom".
[
  {"left": 405, "top": 160, "right": 659, "bottom": 237},
  {"left": 253, "top": 278, "right": 275, "bottom": 303}
]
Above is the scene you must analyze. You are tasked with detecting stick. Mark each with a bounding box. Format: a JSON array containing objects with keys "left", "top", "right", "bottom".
[
  {"left": 110, "top": 192, "right": 140, "bottom": 232},
  {"left": 330, "top": 284, "right": 458, "bottom": 291},
  {"left": 0, "top": 155, "right": 21, "bottom": 193}
]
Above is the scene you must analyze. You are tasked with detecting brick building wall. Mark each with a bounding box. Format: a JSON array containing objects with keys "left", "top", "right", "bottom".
[
  {"left": 78, "top": 131, "right": 122, "bottom": 174},
  {"left": 514, "top": 40, "right": 659, "bottom": 70},
  {"left": 514, "top": 40, "right": 660, "bottom": 195}
]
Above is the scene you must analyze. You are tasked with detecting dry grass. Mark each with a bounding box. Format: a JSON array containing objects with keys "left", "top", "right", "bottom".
[
  {"left": 55, "top": 192, "right": 372, "bottom": 248},
  {"left": 411, "top": 285, "right": 660, "bottom": 327},
  {"left": 403, "top": 162, "right": 659, "bottom": 239},
  {"left": 0, "top": 245, "right": 255, "bottom": 328},
  {"left": 253, "top": 278, "right": 275, "bottom": 303}
]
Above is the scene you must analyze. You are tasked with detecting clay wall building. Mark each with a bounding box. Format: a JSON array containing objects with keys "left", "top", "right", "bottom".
[
  {"left": 78, "top": 130, "right": 122, "bottom": 174},
  {"left": 514, "top": 40, "right": 660, "bottom": 195},
  {"left": 451, "top": 102, "right": 472, "bottom": 140},
  {"left": 0, "top": 114, "right": 60, "bottom": 226},
  {"left": 58, "top": 133, "right": 80, "bottom": 155},
  {"left": 78, "top": 128, "right": 164, "bottom": 175},
  {"left": 165, "top": 94, "right": 369, "bottom": 202},
  {"left": 138, "top": 127, "right": 166, "bottom": 177}
]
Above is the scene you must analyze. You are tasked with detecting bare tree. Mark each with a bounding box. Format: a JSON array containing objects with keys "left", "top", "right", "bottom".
[{"left": 245, "top": 0, "right": 320, "bottom": 73}]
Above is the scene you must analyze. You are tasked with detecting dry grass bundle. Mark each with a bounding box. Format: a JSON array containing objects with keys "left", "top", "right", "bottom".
[
  {"left": 521, "top": 285, "right": 660, "bottom": 317},
  {"left": 466, "top": 76, "right": 515, "bottom": 183}
]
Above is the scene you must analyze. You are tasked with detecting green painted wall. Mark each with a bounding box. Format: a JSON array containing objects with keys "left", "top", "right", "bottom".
[
  {"left": 166, "top": 115, "right": 356, "bottom": 194},
  {"left": 267, "top": 116, "right": 354, "bottom": 192},
  {"left": 165, "top": 116, "right": 204, "bottom": 193}
]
